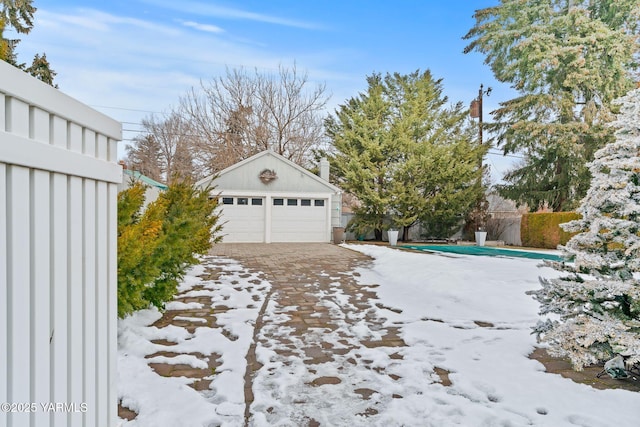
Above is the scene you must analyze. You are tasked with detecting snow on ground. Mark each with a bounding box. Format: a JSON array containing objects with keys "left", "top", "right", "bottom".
[
  {"left": 118, "top": 246, "right": 640, "bottom": 427},
  {"left": 341, "top": 245, "right": 640, "bottom": 426},
  {"left": 118, "top": 257, "right": 271, "bottom": 427}
]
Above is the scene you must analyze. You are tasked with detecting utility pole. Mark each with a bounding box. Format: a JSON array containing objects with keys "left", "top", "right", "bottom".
[
  {"left": 469, "top": 84, "right": 492, "bottom": 238},
  {"left": 470, "top": 84, "right": 491, "bottom": 145}
]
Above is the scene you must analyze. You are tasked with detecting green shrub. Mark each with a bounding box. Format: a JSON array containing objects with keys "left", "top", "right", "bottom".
[
  {"left": 520, "top": 212, "right": 581, "bottom": 249},
  {"left": 117, "top": 181, "right": 221, "bottom": 317}
]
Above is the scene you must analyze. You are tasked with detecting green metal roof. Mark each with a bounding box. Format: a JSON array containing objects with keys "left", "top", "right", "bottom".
[{"left": 123, "top": 169, "right": 168, "bottom": 190}]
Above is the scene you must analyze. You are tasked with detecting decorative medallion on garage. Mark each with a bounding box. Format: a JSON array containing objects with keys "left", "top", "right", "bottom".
[{"left": 259, "top": 168, "right": 277, "bottom": 184}]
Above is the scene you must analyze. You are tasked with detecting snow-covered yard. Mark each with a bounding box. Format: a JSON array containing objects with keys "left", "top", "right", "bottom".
[{"left": 118, "top": 244, "right": 640, "bottom": 427}]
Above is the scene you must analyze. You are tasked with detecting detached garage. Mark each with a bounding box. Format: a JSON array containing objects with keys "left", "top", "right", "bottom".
[{"left": 196, "top": 150, "right": 342, "bottom": 243}]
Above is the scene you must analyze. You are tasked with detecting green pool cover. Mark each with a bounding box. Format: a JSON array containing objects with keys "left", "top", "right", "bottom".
[{"left": 402, "top": 245, "right": 565, "bottom": 261}]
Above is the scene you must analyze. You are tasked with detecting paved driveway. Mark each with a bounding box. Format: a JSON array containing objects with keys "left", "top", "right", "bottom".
[
  {"left": 124, "top": 243, "right": 407, "bottom": 426},
  {"left": 208, "top": 243, "right": 406, "bottom": 424}
]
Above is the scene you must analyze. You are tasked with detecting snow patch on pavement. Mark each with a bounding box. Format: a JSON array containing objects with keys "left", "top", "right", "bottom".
[{"left": 118, "top": 257, "right": 271, "bottom": 427}]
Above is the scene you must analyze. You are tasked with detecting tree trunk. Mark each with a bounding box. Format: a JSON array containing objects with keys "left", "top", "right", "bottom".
[{"left": 374, "top": 228, "right": 382, "bottom": 241}]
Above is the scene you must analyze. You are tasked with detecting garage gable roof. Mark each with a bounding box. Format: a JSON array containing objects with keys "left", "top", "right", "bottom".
[{"left": 196, "top": 149, "right": 341, "bottom": 193}]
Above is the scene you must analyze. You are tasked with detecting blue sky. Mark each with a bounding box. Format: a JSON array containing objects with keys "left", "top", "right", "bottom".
[{"left": 14, "top": 0, "right": 519, "bottom": 180}]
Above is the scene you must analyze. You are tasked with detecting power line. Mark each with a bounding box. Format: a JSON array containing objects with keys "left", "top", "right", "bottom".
[
  {"left": 90, "top": 105, "right": 167, "bottom": 115},
  {"left": 119, "top": 125, "right": 527, "bottom": 160},
  {"left": 122, "top": 128, "right": 204, "bottom": 136},
  {"left": 487, "top": 149, "right": 524, "bottom": 159}
]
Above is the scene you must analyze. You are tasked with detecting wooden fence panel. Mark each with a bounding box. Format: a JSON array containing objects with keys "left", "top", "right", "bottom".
[{"left": 0, "top": 61, "right": 121, "bottom": 427}]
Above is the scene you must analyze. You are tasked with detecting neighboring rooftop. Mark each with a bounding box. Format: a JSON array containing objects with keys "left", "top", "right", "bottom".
[{"left": 123, "top": 169, "right": 168, "bottom": 190}]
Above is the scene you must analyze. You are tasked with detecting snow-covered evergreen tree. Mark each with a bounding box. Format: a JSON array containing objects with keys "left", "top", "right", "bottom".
[{"left": 530, "top": 89, "right": 640, "bottom": 370}]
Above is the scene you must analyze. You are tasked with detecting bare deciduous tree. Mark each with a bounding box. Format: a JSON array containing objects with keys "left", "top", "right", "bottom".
[
  {"left": 179, "top": 64, "right": 330, "bottom": 175},
  {"left": 125, "top": 134, "right": 163, "bottom": 182},
  {"left": 484, "top": 191, "right": 527, "bottom": 241},
  {"left": 126, "top": 112, "right": 196, "bottom": 184}
]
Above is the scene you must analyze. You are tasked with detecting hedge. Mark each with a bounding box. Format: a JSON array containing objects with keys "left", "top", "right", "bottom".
[
  {"left": 117, "top": 180, "right": 222, "bottom": 317},
  {"left": 520, "top": 212, "right": 581, "bottom": 249}
]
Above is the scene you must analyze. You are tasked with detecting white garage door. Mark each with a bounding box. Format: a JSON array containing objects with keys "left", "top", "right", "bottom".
[
  {"left": 271, "top": 197, "right": 327, "bottom": 242},
  {"left": 219, "top": 197, "right": 265, "bottom": 242},
  {"left": 218, "top": 196, "right": 329, "bottom": 242}
]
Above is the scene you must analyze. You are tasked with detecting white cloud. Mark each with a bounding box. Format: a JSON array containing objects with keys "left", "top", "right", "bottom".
[
  {"left": 37, "top": 8, "right": 180, "bottom": 36},
  {"left": 179, "top": 20, "right": 225, "bottom": 33},
  {"left": 142, "top": 0, "right": 323, "bottom": 30},
  {"left": 21, "top": 7, "right": 339, "bottom": 106}
]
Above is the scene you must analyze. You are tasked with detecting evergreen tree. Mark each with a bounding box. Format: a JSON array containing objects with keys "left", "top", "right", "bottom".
[
  {"left": 1, "top": 0, "right": 58, "bottom": 87},
  {"left": 25, "top": 53, "right": 57, "bottom": 87},
  {"left": 326, "top": 74, "right": 392, "bottom": 240},
  {"left": 117, "top": 181, "right": 222, "bottom": 317},
  {"left": 384, "top": 71, "right": 485, "bottom": 239},
  {"left": 0, "top": 17, "right": 9, "bottom": 61},
  {"left": 327, "top": 70, "right": 485, "bottom": 240},
  {"left": 142, "top": 179, "right": 222, "bottom": 310},
  {"left": 464, "top": 0, "right": 639, "bottom": 211},
  {"left": 1, "top": 0, "right": 34, "bottom": 64},
  {"left": 529, "top": 89, "right": 640, "bottom": 370},
  {"left": 117, "top": 183, "right": 166, "bottom": 317}
]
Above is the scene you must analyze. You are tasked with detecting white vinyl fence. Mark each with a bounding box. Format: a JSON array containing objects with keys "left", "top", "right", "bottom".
[{"left": 1, "top": 62, "right": 122, "bottom": 426}]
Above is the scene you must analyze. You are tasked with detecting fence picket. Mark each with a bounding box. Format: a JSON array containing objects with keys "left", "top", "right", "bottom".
[
  {"left": 50, "top": 172, "right": 69, "bottom": 427},
  {"left": 7, "top": 165, "right": 31, "bottom": 427},
  {"left": 31, "top": 169, "right": 52, "bottom": 427},
  {"left": 0, "top": 164, "right": 7, "bottom": 413},
  {"left": 67, "top": 176, "right": 83, "bottom": 427},
  {"left": 107, "top": 183, "right": 118, "bottom": 426},
  {"left": 95, "top": 181, "right": 108, "bottom": 425},
  {"left": 82, "top": 179, "right": 97, "bottom": 427}
]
